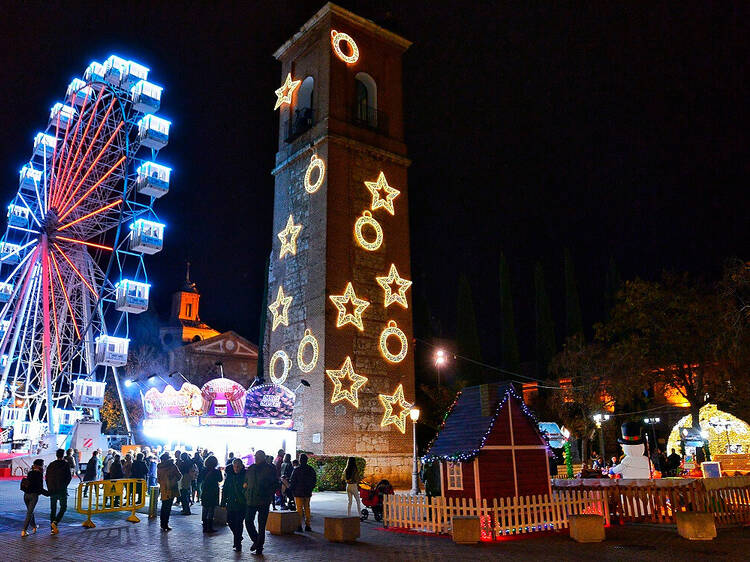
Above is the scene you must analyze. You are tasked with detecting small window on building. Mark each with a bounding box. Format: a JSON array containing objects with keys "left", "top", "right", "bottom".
[
  {"left": 185, "top": 303, "right": 192, "bottom": 318},
  {"left": 192, "top": 335, "right": 202, "bottom": 343},
  {"left": 354, "top": 72, "right": 377, "bottom": 127},
  {"left": 446, "top": 461, "right": 463, "bottom": 490}
]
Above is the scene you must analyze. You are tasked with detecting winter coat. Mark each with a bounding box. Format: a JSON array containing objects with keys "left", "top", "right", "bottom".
[
  {"left": 131, "top": 460, "right": 148, "bottom": 480},
  {"left": 109, "top": 461, "right": 124, "bottom": 480},
  {"left": 201, "top": 467, "right": 223, "bottom": 507},
  {"left": 45, "top": 459, "right": 72, "bottom": 493},
  {"left": 280, "top": 461, "right": 293, "bottom": 480},
  {"left": 147, "top": 458, "right": 158, "bottom": 484},
  {"left": 244, "top": 462, "right": 278, "bottom": 506},
  {"left": 180, "top": 464, "right": 197, "bottom": 490},
  {"left": 193, "top": 456, "right": 205, "bottom": 482},
  {"left": 289, "top": 463, "right": 316, "bottom": 498},
  {"left": 123, "top": 459, "right": 133, "bottom": 478},
  {"left": 157, "top": 460, "right": 181, "bottom": 500},
  {"left": 84, "top": 457, "right": 98, "bottom": 482},
  {"left": 221, "top": 467, "right": 246, "bottom": 511},
  {"left": 25, "top": 469, "right": 49, "bottom": 495}
]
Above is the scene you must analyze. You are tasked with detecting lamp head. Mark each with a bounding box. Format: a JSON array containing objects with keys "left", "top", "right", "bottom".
[
  {"left": 409, "top": 408, "right": 420, "bottom": 422},
  {"left": 125, "top": 379, "right": 133, "bottom": 388}
]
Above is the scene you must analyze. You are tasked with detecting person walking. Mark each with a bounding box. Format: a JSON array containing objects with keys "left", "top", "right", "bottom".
[
  {"left": 46, "top": 448, "right": 72, "bottom": 534},
  {"left": 222, "top": 458, "right": 246, "bottom": 551},
  {"left": 244, "top": 450, "right": 277, "bottom": 555},
  {"left": 289, "top": 453, "right": 316, "bottom": 532},
  {"left": 179, "top": 454, "right": 197, "bottom": 515},
  {"left": 200, "top": 455, "right": 222, "bottom": 533},
  {"left": 82, "top": 450, "right": 98, "bottom": 497},
  {"left": 156, "top": 452, "right": 181, "bottom": 531},
  {"left": 343, "top": 457, "right": 361, "bottom": 517},
  {"left": 123, "top": 453, "right": 133, "bottom": 478},
  {"left": 147, "top": 454, "right": 158, "bottom": 488},
  {"left": 193, "top": 451, "right": 205, "bottom": 504},
  {"left": 279, "top": 454, "right": 293, "bottom": 509},
  {"left": 131, "top": 453, "right": 148, "bottom": 503},
  {"left": 21, "top": 459, "right": 48, "bottom": 537}
]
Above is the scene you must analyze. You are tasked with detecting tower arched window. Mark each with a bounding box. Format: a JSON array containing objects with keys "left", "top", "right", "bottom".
[
  {"left": 354, "top": 72, "right": 377, "bottom": 127},
  {"left": 286, "top": 76, "right": 314, "bottom": 142}
]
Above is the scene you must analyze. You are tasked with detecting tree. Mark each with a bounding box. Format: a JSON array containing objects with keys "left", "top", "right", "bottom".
[
  {"left": 499, "top": 253, "right": 520, "bottom": 373},
  {"left": 456, "top": 274, "right": 483, "bottom": 386},
  {"left": 534, "top": 262, "right": 556, "bottom": 378},
  {"left": 564, "top": 249, "right": 583, "bottom": 338}
]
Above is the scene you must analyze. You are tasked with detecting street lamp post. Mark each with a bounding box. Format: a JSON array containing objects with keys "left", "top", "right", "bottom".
[
  {"left": 434, "top": 350, "right": 446, "bottom": 389},
  {"left": 410, "top": 408, "right": 421, "bottom": 495},
  {"left": 643, "top": 417, "right": 660, "bottom": 450},
  {"left": 592, "top": 413, "right": 610, "bottom": 462}
]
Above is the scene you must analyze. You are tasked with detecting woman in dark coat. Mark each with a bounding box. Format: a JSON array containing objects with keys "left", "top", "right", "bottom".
[
  {"left": 109, "top": 454, "right": 124, "bottom": 479},
  {"left": 200, "top": 455, "right": 223, "bottom": 532},
  {"left": 221, "top": 458, "right": 247, "bottom": 552}
]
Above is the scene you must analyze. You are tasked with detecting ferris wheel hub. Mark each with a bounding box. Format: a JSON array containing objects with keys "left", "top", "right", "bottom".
[{"left": 40, "top": 210, "right": 59, "bottom": 237}]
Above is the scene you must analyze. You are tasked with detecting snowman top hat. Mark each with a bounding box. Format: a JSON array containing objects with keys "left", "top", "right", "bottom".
[{"left": 617, "top": 421, "right": 644, "bottom": 445}]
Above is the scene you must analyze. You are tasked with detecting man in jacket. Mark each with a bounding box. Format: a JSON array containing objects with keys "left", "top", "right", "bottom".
[
  {"left": 243, "top": 450, "right": 277, "bottom": 555},
  {"left": 221, "top": 458, "right": 246, "bottom": 551},
  {"left": 289, "top": 453, "right": 316, "bottom": 531},
  {"left": 156, "top": 452, "right": 182, "bottom": 531},
  {"left": 46, "top": 448, "right": 72, "bottom": 534}
]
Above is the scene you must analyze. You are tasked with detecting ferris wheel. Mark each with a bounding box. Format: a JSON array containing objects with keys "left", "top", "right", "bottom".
[{"left": 0, "top": 55, "right": 171, "bottom": 442}]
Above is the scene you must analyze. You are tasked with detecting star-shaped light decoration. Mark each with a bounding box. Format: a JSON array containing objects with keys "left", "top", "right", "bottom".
[
  {"left": 379, "top": 384, "right": 412, "bottom": 433},
  {"left": 274, "top": 73, "right": 301, "bottom": 110},
  {"left": 364, "top": 171, "right": 401, "bottom": 215},
  {"left": 326, "top": 356, "right": 368, "bottom": 408},
  {"left": 329, "top": 282, "right": 370, "bottom": 331},
  {"left": 376, "top": 263, "right": 412, "bottom": 309},
  {"left": 268, "top": 285, "right": 293, "bottom": 331},
  {"left": 277, "top": 214, "right": 302, "bottom": 259}
]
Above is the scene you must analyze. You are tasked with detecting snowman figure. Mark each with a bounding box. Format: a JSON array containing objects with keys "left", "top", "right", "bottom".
[{"left": 610, "top": 421, "right": 650, "bottom": 479}]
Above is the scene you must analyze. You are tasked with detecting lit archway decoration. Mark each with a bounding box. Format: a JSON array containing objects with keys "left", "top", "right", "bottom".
[
  {"left": 326, "top": 356, "right": 368, "bottom": 408},
  {"left": 379, "top": 384, "right": 412, "bottom": 433},
  {"left": 269, "top": 349, "right": 292, "bottom": 385},
  {"left": 304, "top": 154, "right": 326, "bottom": 194},
  {"left": 354, "top": 210, "right": 383, "bottom": 251},
  {"left": 297, "top": 329, "right": 319, "bottom": 373},
  {"left": 331, "top": 30, "right": 359, "bottom": 64},
  {"left": 379, "top": 320, "right": 408, "bottom": 363},
  {"left": 376, "top": 263, "right": 412, "bottom": 309}
]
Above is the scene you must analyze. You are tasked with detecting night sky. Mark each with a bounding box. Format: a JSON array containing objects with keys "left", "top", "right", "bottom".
[{"left": 0, "top": 2, "right": 747, "bottom": 368}]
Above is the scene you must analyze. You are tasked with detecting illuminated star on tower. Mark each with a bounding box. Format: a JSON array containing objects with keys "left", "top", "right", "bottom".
[
  {"left": 277, "top": 214, "right": 302, "bottom": 259},
  {"left": 379, "top": 384, "right": 412, "bottom": 434},
  {"left": 326, "top": 356, "right": 368, "bottom": 408},
  {"left": 376, "top": 263, "right": 412, "bottom": 309},
  {"left": 274, "top": 73, "right": 301, "bottom": 110},
  {"left": 268, "top": 285, "right": 293, "bottom": 331},
  {"left": 364, "top": 171, "right": 401, "bottom": 215},
  {"left": 329, "top": 282, "right": 370, "bottom": 331}
]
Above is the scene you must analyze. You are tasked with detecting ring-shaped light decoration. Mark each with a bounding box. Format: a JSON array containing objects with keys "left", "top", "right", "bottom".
[
  {"left": 331, "top": 29, "right": 359, "bottom": 64},
  {"left": 379, "top": 320, "right": 408, "bottom": 363},
  {"left": 354, "top": 210, "right": 383, "bottom": 251},
  {"left": 297, "top": 329, "right": 319, "bottom": 373},
  {"left": 304, "top": 154, "right": 326, "bottom": 194},
  {"left": 269, "top": 349, "right": 292, "bottom": 385}
]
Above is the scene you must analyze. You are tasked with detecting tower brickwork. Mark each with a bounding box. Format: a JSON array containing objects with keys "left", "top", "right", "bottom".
[{"left": 266, "top": 3, "right": 414, "bottom": 484}]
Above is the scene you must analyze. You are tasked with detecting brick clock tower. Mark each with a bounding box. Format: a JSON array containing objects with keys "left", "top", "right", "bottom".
[{"left": 265, "top": 3, "right": 414, "bottom": 484}]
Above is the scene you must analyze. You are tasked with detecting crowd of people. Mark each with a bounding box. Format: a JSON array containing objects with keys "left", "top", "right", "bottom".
[{"left": 576, "top": 447, "right": 684, "bottom": 478}]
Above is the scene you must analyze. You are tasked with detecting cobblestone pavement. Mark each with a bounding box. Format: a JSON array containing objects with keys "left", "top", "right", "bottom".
[{"left": 0, "top": 480, "right": 748, "bottom": 561}]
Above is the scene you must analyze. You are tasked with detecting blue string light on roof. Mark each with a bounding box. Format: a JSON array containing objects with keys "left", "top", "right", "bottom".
[{"left": 422, "top": 384, "right": 546, "bottom": 464}]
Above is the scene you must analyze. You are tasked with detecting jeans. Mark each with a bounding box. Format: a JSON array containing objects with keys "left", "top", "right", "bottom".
[
  {"left": 346, "top": 483, "right": 361, "bottom": 517},
  {"left": 23, "top": 492, "right": 38, "bottom": 530},
  {"left": 228, "top": 508, "right": 245, "bottom": 548},
  {"left": 160, "top": 497, "right": 174, "bottom": 528},
  {"left": 49, "top": 490, "right": 67, "bottom": 523},
  {"left": 180, "top": 488, "right": 191, "bottom": 514},
  {"left": 244, "top": 504, "right": 270, "bottom": 549},
  {"left": 295, "top": 496, "right": 311, "bottom": 526}
]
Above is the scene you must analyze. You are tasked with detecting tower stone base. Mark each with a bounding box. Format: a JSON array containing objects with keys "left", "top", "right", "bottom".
[{"left": 361, "top": 453, "right": 412, "bottom": 488}]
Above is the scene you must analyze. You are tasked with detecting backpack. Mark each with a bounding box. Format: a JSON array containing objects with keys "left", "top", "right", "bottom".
[{"left": 20, "top": 476, "right": 30, "bottom": 492}]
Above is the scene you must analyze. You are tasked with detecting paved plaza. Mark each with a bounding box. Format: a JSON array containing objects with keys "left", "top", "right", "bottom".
[{"left": 0, "top": 480, "right": 748, "bottom": 561}]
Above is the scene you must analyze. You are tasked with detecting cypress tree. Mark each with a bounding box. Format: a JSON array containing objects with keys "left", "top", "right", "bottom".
[
  {"left": 456, "top": 273, "right": 483, "bottom": 386},
  {"left": 564, "top": 249, "right": 584, "bottom": 338},
  {"left": 534, "top": 262, "right": 556, "bottom": 378},
  {"left": 499, "top": 253, "right": 521, "bottom": 373},
  {"left": 256, "top": 254, "right": 270, "bottom": 383}
]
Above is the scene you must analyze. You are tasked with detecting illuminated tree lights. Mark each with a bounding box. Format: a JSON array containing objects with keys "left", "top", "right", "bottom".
[
  {"left": 296, "top": 329, "right": 319, "bottom": 373},
  {"left": 326, "top": 356, "right": 368, "bottom": 408},
  {"left": 379, "top": 320, "right": 408, "bottom": 363},
  {"left": 277, "top": 214, "right": 302, "bottom": 259},
  {"left": 330, "top": 30, "right": 359, "bottom": 64},
  {"left": 304, "top": 154, "right": 326, "bottom": 194},
  {"left": 269, "top": 349, "right": 291, "bottom": 385},
  {"left": 354, "top": 210, "right": 383, "bottom": 251},
  {"left": 376, "top": 263, "right": 412, "bottom": 309},
  {"left": 274, "top": 73, "right": 301, "bottom": 110},
  {"left": 329, "top": 282, "right": 370, "bottom": 331},
  {"left": 379, "top": 384, "right": 412, "bottom": 434},
  {"left": 268, "top": 285, "right": 293, "bottom": 331},
  {"left": 364, "top": 171, "right": 401, "bottom": 215}
]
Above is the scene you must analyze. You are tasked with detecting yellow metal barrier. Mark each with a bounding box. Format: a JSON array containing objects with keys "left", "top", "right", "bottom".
[{"left": 76, "top": 479, "right": 147, "bottom": 527}]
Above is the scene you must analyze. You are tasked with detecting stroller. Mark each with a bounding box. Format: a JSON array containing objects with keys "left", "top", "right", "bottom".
[{"left": 358, "top": 479, "right": 394, "bottom": 522}]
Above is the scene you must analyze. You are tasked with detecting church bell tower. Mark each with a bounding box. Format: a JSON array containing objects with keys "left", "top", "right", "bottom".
[{"left": 266, "top": 3, "right": 414, "bottom": 484}]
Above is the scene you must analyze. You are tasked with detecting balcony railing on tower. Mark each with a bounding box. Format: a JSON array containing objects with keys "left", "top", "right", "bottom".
[
  {"left": 351, "top": 103, "right": 388, "bottom": 134},
  {"left": 284, "top": 107, "right": 314, "bottom": 143}
]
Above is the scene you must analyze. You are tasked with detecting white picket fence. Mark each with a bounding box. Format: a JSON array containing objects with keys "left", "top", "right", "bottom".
[{"left": 383, "top": 490, "right": 609, "bottom": 539}]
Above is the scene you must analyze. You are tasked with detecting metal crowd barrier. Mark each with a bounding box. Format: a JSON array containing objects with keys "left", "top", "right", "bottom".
[{"left": 75, "top": 479, "right": 147, "bottom": 527}]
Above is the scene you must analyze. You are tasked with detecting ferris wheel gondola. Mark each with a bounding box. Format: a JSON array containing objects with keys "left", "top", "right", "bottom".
[{"left": 0, "top": 55, "right": 171, "bottom": 444}]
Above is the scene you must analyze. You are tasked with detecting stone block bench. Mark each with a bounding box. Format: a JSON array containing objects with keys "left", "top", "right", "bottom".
[
  {"left": 568, "top": 514, "right": 605, "bottom": 543},
  {"left": 324, "top": 516, "right": 360, "bottom": 543},
  {"left": 451, "top": 516, "right": 480, "bottom": 544},
  {"left": 267, "top": 510, "right": 301, "bottom": 535},
  {"left": 675, "top": 512, "right": 716, "bottom": 540}
]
